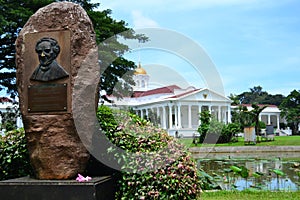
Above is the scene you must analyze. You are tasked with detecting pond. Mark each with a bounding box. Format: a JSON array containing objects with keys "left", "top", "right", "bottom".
[{"left": 198, "top": 157, "right": 300, "bottom": 191}]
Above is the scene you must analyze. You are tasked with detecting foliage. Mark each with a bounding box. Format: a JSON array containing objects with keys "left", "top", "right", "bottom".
[
  {"left": 197, "top": 110, "right": 240, "bottom": 144},
  {"left": 198, "top": 170, "right": 222, "bottom": 190},
  {"left": 0, "top": 0, "right": 147, "bottom": 99},
  {"left": 231, "top": 105, "right": 254, "bottom": 128},
  {"left": 206, "top": 120, "right": 240, "bottom": 144},
  {"left": 220, "top": 123, "right": 241, "bottom": 143},
  {"left": 97, "top": 105, "right": 202, "bottom": 199},
  {"left": 229, "top": 86, "right": 285, "bottom": 106},
  {"left": 251, "top": 103, "right": 267, "bottom": 136},
  {"left": 204, "top": 117, "right": 224, "bottom": 143},
  {"left": 198, "top": 111, "right": 211, "bottom": 143},
  {"left": 180, "top": 136, "right": 300, "bottom": 147},
  {"left": 96, "top": 104, "right": 119, "bottom": 135},
  {"left": 258, "top": 120, "right": 266, "bottom": 130},
  {"left": 0, "top": 103, "right": 20, "bottom": 131},
  {"left": 0, "top": 0, "right": 53, "bottom": 97},
  {"left": 145, "top": 109, "right": 161, "bottom": 127},
  {"left": 279, "top": 89, "right": 300, "bottom": 135},
  {"left": 0, "top": 128, "right": 32, "bottom": 180},
  {"left": 201, "top": 191, "right": 300, "bottom": 200},
  {"left": 231, "top": 104, "right": 266, "bottom": 136}
]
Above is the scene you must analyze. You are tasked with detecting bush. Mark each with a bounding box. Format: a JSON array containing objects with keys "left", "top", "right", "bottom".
[
  {"left": 198, "top": 111, "right": 211, "bottom": 143},
  {"left": 0, "top": 104, "right": 20, "bottom": 131},
  {"left": 198, "top": 112, "right": 241, "bottom": 144},
  {"left": 0, "top": 128, "right": 32, "bottom": 180},
  {"left": 1, "top": 105, "right": 203, "bottom": 199},
  {"left": 97, "top": 105, "right": 202, "bottom": 199},
  {"left": 220, "top": 123, "right": 241, "bottom": 143}
]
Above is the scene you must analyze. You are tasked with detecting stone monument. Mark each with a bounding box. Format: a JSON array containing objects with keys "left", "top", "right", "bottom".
[{"left": 15, "top": 2, "right": 99, "bottom": 180}]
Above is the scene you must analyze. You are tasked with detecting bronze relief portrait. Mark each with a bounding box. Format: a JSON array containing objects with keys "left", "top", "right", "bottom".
[{"left": 30, "top": 37, "right": 69, "bottom": 82}]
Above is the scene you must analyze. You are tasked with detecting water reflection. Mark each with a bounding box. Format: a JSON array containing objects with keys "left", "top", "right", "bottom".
[{"left": 198, "top": 158, "right": 300, "bottom": 191}]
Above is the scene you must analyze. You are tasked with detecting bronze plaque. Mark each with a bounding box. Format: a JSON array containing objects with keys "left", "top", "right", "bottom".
[{"left": 28, "top": 83, "right": 67, "bottom": 113}]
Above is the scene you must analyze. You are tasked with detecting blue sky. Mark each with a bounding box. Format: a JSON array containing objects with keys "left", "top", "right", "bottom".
[{"left": 96, "top": 0, "right": 300, "bottom": 96}]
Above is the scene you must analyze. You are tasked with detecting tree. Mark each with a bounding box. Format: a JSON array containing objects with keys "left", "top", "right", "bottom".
[
  {"left": 0, "top": 0, "right": 146, "bottom": 99},
  {"left": 251, "top": 103, "right": 267, "bottom": 137},
  {"left": 233, "top": 86, "right": 284, "bottom": 106},
  {"left": 197, "top": 110, "right": 211, "bottom": 143},
  {"left": 0, "top": 0, "right": 53, "bottom": 98},
  {"left": 237, "top": 86, "right": 268, "bottom": 104},
  {"left": 231, "top": 103, "right": 266, "bottom": 136},
  {"left": 228, "top": 93, "right": 240, "bottom": 105},
  {"left": 279, "top": 90, "right": 300, "bottom": 135},
  {"left": 82, "top": 1, "right": 147, "bottom": 98}
]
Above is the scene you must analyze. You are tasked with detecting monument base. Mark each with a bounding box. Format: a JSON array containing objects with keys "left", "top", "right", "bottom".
[{"left": 0, "top": 176, "right": 116, "bottom": 200}]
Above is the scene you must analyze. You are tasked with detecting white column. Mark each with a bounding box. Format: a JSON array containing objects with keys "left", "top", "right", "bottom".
[
  {"left": 162, "top": 106, "right": 167, "bottom": 129},
  {"left": 146, "top": 109, "right": 149, "bottom": 119},
  {"left": 268, "top": 114, "right": 271, "bottom": 125},
  {"left": 218, "top": 106, "right": 221, "bottom": 122},
  {"left": 177, "top": 104, "right": 181, "bottom": 128},
  {"left": 198, "top": 105, "right": 202, "bottom": 125},
  {"left": 141, "top": 109, "right": 144, "bottom": 119},
  {"left": 277, "top": 114, "right": 280, "bottom": 129},
  {"left": 188, "top": 105, "right": 192, "bottom": 128},
  {"left": 168, "top": 104, "right": 173, "bottom": 129},
  {"left": 227, "top": 106, "right": 231, "bottom": 123},
  {"left": 174, "top": 105, "right": 178, "bottom": 128}
]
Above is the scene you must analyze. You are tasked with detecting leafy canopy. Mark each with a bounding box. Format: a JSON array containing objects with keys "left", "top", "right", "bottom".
[
  {"left": 0, "top": 0, "right": 147, "bottom": 99},
  {"left": 229, "top": 86, "right": 285, "bottom": 106},
  {"left": 279, "top": 89, "right": 300, "bottom": 134}
]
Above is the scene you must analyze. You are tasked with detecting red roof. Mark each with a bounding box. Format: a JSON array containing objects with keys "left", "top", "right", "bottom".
[
  {"left": 132, "top": 85, "right": 181, "bottom": 98},
  {"left": 0, "top": 97, "right": 13, "bottom": 103},
  {"left": 167, "top": 89, "right": 200, "bottom": 99}
]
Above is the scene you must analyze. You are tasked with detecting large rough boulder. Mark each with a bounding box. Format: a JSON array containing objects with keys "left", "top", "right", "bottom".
[{"left": 15, "top": 2, "right": 99, "bottom": 179}]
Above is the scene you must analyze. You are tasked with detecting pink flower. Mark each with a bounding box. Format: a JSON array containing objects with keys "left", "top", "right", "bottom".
[
  {"left": 76, "top": 174, "right": 92, "bottom": 182},
  {"left": 178, "top": 163, "right": 184, "bottom": 169}
]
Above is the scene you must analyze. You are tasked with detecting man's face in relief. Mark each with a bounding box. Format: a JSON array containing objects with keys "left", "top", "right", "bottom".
[{"left": 36, "top": 41, "right": 56, "bottom": 68}]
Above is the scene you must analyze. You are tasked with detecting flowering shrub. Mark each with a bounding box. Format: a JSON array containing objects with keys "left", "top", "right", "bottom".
[
  {"left": 97, "top": 105, "right": 202, "bottom": 199},
  {"left": 0, "top": 128, "right": 32, "bottom": 180}
]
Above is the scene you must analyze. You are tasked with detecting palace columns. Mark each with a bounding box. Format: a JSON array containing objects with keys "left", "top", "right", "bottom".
[
  {"left": 188, "top": 105, "right": 192, "bottom": 128},
  {"left": 227, "top": 106, "right": 231, "bottom": 123},
  {"left": 168, "top": 104, "right": 173, "bottom": 129},
  {"left": 162, "top": 106, "right": 167, "bottom": 129},
  {"left": 177, "top": 104, "right": 181, "bottom": 128},
  {"left": 218, "top": 106, "right": 221, "bottom": 121}
]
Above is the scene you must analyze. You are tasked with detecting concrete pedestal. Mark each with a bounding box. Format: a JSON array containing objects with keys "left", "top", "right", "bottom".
[{"left": 0, "top": 176, "right": 116, "bottom": 200}]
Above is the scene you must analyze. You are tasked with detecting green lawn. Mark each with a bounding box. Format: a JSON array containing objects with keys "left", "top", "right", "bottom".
[
  {"left": 179, "top": 136, "right": 300, "bottom": 148},
  {"left": 200, "top": 190, "right": 300, "bottom": 200}
]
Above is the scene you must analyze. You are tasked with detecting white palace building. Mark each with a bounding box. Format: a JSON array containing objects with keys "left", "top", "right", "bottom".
[
  {"left": 108, "top": 64, "right": 231, "bottom": 137},
  {"left": 0, "top": 64, "right": 284, "bottom": 136},
  {"left": 105, "top": 64, "right": 284, "bottom": 137}
]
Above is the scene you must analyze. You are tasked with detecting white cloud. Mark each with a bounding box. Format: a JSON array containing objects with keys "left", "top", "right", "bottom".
[{"left": 131, "top": 11, "right": 159, "bottom": 28}]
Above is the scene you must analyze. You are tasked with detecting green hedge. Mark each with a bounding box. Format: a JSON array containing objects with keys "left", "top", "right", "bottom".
[{"left": 0, "top": 128, "right": 32, "bottom": 180}]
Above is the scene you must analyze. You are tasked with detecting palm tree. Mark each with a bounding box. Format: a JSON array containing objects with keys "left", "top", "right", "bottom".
[{"left": 251, "top": 103, "right": 267, "bottom": 137}]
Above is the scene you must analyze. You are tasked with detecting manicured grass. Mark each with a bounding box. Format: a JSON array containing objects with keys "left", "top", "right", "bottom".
[
  {"left": 200, "top": 190, "right": 300, "bottom": 200},
  {"left": 179, "top": 136, "right": 300, "bottom": 148}
]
